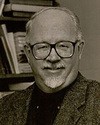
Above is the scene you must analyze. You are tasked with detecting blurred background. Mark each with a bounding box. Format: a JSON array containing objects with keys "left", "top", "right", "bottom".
[{"left": 57, "top": 0, "right": 100, "bottom": 81}]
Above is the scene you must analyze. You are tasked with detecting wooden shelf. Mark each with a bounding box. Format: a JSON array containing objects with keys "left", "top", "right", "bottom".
[
  {"left": 0, "top": 73, "right": 34, "bottom": 85},
  {"left": 0, "top": 73, "right": 34, "bottom": 79},
  {"left": 0, "top": 74, "right": 34, "bottom": 91}
]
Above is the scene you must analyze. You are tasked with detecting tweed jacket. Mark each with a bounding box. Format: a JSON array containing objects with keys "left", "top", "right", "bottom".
[{"left": 0, "top": 72, "right": 100, "bottom": 125}]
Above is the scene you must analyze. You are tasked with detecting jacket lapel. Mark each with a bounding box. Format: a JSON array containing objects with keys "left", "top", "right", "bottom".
[{"left": 54, "top": 73, "right": 88, "bottom": 125}]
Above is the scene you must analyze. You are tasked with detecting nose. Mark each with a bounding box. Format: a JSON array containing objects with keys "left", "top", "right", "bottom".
[{"left": 46, "top": 48, "right": 61, "bottom": 63}]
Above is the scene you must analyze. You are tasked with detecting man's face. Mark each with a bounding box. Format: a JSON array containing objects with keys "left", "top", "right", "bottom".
[{"left": 26, "top": 10, "right": 83, "bottom": 93}]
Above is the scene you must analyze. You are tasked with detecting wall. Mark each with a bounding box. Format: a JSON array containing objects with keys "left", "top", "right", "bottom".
[{"left": 57, "top": 0, "right": 100, "bottom": 81}]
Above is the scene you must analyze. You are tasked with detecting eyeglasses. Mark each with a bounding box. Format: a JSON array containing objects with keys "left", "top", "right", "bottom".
[{"left": 28, "top": 40, "right": 79, "bottom": 60}]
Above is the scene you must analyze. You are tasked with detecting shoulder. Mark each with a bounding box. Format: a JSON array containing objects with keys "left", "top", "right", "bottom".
[
  {"left": 76, "top": 73, "right": 100, "bottom": 123},
  {"left": 80, "top": 73, "right": 100, "bottom": 99},
  {"left": 83, "top": 75, "right": 100, "bottom": 95},
  {"left": 85, "top": 78, "right": 100, "bottom": 107},
  {"left": 0, "top": 83, "right": 34, "bottom": 105},
  {"left": 76, "top": 72, "right": 100, "bottom": 112},
  {"left": 85, "top": 77, "right": 100, "bottom": 106},
  {"left": 81, "top": 74, "right": 100, "bottom": 122},
  {"left": 0, "top": 84, "right": 34, "bottom": 124},
  {"left": 85, "top": 80, "right": 100, "bottom": 124},
  {"left": 77, "top": 72, "right": 100, "bottom": 90}
]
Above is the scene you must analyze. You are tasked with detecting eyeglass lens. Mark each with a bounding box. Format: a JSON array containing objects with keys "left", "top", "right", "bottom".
[{"left": 32, "top": 41, "right": 75, "bottom": 59}]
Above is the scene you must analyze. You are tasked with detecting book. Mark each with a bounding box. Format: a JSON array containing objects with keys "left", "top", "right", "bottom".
[
  {"left": 7, "top": 32, "right": 19, "bottom": 73},
  {"left": 0, "top": 24, "right": 15, "bottom": 73},
  {"left": 3, "top": 3, "right": 49, "bottom": 13},
  {"left": 3, "top": 11, "right": 34, "bottom": 18},
  {"left": 0, "top": 36, "right": 11, "bottom": 74},
  {"left": 14, "top": 31, "right": 26, "bottom": 37},
  {"left": 5, "top": 0, "right": 53, "bottom": 6},
  {"left": 0, "top": 37, "right": 6, "bottom": 74},
  {"left": 14, "top": 32, "right": 32, "bottom": 73},
  {"left": 0, "top": 0, "right": 5, "bottom": 16},
  {"left": 0, "top": 53, "right": 5, "bottom": 74}
]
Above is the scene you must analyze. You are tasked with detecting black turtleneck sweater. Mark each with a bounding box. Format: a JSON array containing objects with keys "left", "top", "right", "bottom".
[{"left": 26, "top": 85, "right": 67, "bottom": 125}]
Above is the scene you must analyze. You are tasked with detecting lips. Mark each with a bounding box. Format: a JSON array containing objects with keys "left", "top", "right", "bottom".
[
  {"left": 43, "top": 67, "right": 65, "bottom": 70},
  {"left": 43, "top": 66, "right": 65, "bottom": 73}
]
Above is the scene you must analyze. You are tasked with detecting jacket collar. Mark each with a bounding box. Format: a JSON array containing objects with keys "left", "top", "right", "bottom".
[{"left": 54, "top": 72, "right": 88, "bottom": 125}]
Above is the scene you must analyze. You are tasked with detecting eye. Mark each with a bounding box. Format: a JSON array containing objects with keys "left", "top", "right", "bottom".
[
  {"left": 35, "top": 43, "right": 49, "bottom": 51},
  {"left": 58, "top": 43, "right": 69, "bottom": 48},
  {"left": 59, "top": 44, "right": 69, "bottom": 48}
]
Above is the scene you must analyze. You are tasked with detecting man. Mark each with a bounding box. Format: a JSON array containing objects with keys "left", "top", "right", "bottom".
[{"left": 0, "top": 7, "right": 100, "bottom": 125}]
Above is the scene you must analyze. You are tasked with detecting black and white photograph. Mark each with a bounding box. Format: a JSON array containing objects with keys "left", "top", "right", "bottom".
[{"left": 0, "top": 0, "right": 100, "bottom": 124}]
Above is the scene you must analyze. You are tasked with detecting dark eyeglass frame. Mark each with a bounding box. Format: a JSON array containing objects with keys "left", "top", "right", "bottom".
[{"left": 27, "top": 40, "right": 79, "bottom": 60}]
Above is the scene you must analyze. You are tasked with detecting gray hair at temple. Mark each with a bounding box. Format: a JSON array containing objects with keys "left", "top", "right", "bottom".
[{"left": 25, "top": 7, "right": 84, "bottom": 42}]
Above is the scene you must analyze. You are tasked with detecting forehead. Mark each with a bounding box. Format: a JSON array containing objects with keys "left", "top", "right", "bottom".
[
  {"left": 27, "top": 9, "right": 77, "bottom": 43},
  {"left": 31, "top": 9, "right": 75, "bottom": 27}
]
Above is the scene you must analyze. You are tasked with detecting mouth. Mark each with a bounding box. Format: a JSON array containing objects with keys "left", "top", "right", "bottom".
[{"left": 43, "top": 67, "right": 65, "bottom": 73}]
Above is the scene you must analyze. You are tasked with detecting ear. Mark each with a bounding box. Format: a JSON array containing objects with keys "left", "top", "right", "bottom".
[
  {"left": 78, "top": 40, "right": 85, "bottom": 60},
  {"left": 23, "top": 44, "right": 31, "bottom": 62}
]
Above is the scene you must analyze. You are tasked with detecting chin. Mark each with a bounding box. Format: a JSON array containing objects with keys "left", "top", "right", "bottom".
[
  {"left": 44, "top": 77, "right": 65, "bottom": 89},
  {"left": 43, "top": 70, "right": 78, "bottom": 92}
]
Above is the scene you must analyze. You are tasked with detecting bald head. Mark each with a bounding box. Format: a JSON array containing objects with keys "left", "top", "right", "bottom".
[{"left": 26, "top": 7, "right": 83, "bottom": 43}]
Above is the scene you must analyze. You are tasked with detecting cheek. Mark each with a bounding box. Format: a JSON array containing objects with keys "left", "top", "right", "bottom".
[
  {"left": 64, "top": 58, "right": 73, "bottom": 68},
  {"left": 29, "top": 57, "right": 42, "bottom": 74},
  {"left": 69, "top": 50, "right": 79, "bottom": 70},
  {"left": 64, "top": 52, "right": 79, "bottom": 71}
]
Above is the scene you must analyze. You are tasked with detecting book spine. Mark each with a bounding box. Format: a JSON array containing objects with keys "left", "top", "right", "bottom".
[
  {"left": 4, "top": 4, "right": 48, "bottom": 12},
  {"left": 0, "top": 51, "right": 6, "bottom": 74},
  {"left": 6, "top": 0, "right": 53, "bottom": 6},
  {"left": 0, "top": 36, "right": 11, "bottom": 74},
  {"left": 0, "top": 0, "right": 5, "bottom": 16},
  {"left": 7, "top": 32, "right": 20, "bottom": 74},
  {"left": 12, "top": 11, "right": 34, "bottom": 18}
]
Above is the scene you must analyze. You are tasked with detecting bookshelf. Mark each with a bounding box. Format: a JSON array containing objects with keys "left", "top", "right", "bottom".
[
  {"left": 0, "top": 0, "right": 56, "bottom": 91},
  {"left": 0, "top": 16, "right": 33, "bottom": 90}
]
